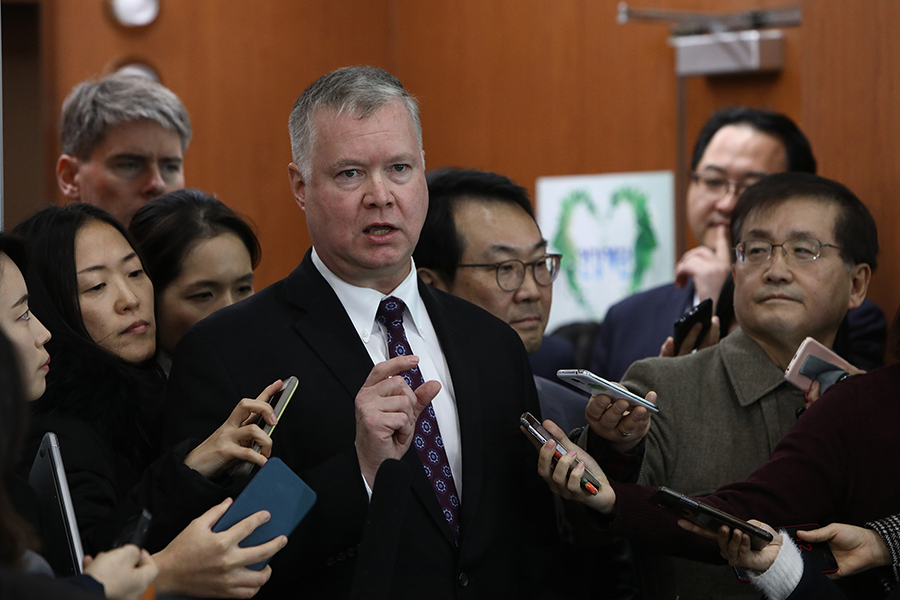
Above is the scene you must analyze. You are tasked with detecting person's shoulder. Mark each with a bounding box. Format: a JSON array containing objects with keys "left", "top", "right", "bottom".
[
  {"left": 604, "top": 281, "right": 686, "bottom": 318},
  {"left": 818, "top": 362, "right": 900, "bottom": 405}
]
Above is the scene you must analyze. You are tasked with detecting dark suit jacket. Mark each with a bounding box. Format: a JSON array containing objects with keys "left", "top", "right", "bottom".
[
  {"left": 529, "top": 335, "right": 576, "bottom": 380},
  {"left": 162, "top": 252, "right": 561, "bottom": 599},
  {"left": 533, "top": 375, "right": 588, "bottom": 434},
  {"left": 590, "top": 281, "right": 887, "bottom": 382}
]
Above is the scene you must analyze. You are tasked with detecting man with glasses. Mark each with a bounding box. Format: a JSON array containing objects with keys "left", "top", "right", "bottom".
[
  {"left": 589, "top": 108, "right": 886, "bottom": 382},
  {"left": 414, "top": 168, "right": 589, "bottom": 432},
  {"left": 569, "top": 172, "right": 876, "bottom": 599},
  {"left": 415, "top": 167, "right": 639, "bottom": 599}
]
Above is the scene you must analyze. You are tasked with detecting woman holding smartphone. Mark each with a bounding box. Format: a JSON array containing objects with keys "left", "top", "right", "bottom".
[
  {"left": 9, "top": 207, "right": 286, "bottom": 597},
  {"left": 129, "top": 190, "right": 260, "bottom": 373}
]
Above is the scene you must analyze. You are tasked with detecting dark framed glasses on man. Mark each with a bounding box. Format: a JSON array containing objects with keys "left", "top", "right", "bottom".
[{"left": 457, "top": 254, "right": 562, "bottom": 292}]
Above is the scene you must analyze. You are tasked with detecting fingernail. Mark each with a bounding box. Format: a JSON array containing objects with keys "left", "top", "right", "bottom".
[{"left": 281, "top": 536, "right": 288, "bottom": 547}]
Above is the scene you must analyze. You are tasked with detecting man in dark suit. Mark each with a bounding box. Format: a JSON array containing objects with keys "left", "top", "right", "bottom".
[
  {"left": 162, "top": 67, "right": 560, "bottom": 599},
  {"left": 589, "top": 108, "right": 886, "bottom": 382},
  {"left": 414, "top": 168, "right": 638, "bottom": 599}
]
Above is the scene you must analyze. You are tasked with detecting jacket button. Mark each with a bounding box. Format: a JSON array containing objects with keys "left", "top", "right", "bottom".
[
  {"left": 326, "top": 557, "right": 336, "bottom": 566},
  {"left": 458, "top": 572, "right": 468, "bottom": 587}
]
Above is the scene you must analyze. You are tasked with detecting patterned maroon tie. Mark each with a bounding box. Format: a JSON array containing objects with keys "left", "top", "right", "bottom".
[{"left": 376, "top": 296, "right": 461, "bottom": 543}]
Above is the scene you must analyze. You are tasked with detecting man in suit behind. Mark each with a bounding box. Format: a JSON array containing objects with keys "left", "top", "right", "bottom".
[
  {"left": 589, "top": 108, "right": 886, "bottom": 382},
  {"left": 162, "top": 66, "right": 560, "bottom": 599},
  {"left": 414, "top": 168, "right": 589, "bottom": 433}
]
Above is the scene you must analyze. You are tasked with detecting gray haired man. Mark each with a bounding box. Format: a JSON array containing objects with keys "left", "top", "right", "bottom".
[{"left": 56, "top": 73, "right": 191, "bottom": 224}]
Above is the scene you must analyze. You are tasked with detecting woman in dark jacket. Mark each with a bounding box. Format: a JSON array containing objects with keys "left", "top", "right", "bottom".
[{"left": 12, "top": 205, "right": 285, "bottom": 597}]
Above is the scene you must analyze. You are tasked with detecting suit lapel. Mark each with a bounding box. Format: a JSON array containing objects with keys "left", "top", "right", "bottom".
[
  {"left": 420, "top": 281, "right": 484, "bottom": 543},
  {"left": 285, "top": 253, "right": 374, "bottom": 398}
]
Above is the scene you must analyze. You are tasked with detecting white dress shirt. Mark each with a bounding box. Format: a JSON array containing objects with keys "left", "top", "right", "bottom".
[{"left": 311, "top": 249, "right": 462, "bottom": 499}]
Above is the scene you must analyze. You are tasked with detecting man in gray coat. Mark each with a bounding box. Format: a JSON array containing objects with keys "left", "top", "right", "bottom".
[{"left": 577, "top": 172, "right": 877, "bottom": 599}]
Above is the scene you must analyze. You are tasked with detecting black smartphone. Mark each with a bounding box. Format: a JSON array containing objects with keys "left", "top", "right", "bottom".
[
  {"left": 733, "top": 523, "right": 838, "bottom": 581},
  {"left": 112, "top": 508, "right": 152, "bottom": 549},
  {"left": 231, "top": 376, "right": 299, "bottom": 477},
  {"left": 519, "top": 412, "right": 601, "bottom": 495},
  {"left": 672, "top": 298, "right": 713, "bottom": 355},
  {"left": 649, "top": 486, "right": 773, "bottom": 550}
]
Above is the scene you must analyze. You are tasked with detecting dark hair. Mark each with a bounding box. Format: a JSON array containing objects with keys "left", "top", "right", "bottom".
[
  {"left": 691, "top": 107, "right": 817, "bottom": 174},
  {"left": 0, "top": 328, "right": 34, "bottom": 568},
  {"left": 129, "top": 189, "right": 261, "bottom": 298},
  {"left": 730, "top": 172, "right": 878, "bottom": 272},
  {"left": 0, "top": 234, "right": 28, "bottom": 279},
  {"left": 414, "top": 168, "right": 535, "bottom": 282},
  {"left": 12, "top": 203, "right": 162, "bottom": 467}
]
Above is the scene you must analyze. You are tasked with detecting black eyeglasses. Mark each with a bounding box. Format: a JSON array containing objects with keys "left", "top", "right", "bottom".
[
  {"left": 734, "top": 237, "right": 841, "bottom": 265},
  {"left": 457, "top": 254, "right": 562, "bottom": 292},
  {"left": 691, "top": 172, "right": 763, "bottom": 198}
]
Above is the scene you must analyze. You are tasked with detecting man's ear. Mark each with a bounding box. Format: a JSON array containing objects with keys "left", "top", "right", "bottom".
[
  {"left": 288, "top": 163, "right": 306, "bottom": 210},
  {"left": 846, "top": 263, "right": 872, "bottom": 310},
  {"left": 56, "top": 155, "right": 83, "bottom": 200},
  {"left": 417, "top": 267, "right": 451, "bottom": 292}
]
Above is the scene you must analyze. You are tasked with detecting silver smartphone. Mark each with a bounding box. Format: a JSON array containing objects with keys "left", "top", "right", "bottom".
[
  {"left": 29, "top": 432, "right": 84, "bottom": 576},
  {"left": 556, "top": 369, "right": 659, "bottom": 414}
]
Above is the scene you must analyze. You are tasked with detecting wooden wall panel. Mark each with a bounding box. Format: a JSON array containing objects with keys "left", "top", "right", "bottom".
[
  {"left": 19, "top": 0, "right": 804, "bottom": 290},
  {"left": 40, "top": 0, "right": 392, "bottom": 286},
  {"left": 800, "top": 0, "right": 900, "bottom": 325},
  {"left": 392, "top": 0, "right": 802, "bottom": 256}
]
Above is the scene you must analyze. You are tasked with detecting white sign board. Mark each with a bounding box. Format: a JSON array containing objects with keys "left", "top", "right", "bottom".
[{"left": 537, "top": 171, "right": 675, "bottom": 332}]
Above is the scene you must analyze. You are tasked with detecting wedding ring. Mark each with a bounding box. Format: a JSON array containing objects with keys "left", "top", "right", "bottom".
[{"left": 615, "top": 426, "right": 633, "bottom": 437}]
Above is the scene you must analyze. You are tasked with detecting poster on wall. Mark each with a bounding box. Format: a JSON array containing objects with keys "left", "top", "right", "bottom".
[{"left": 537, "top": 170, "right": 675, "bottom": 333}]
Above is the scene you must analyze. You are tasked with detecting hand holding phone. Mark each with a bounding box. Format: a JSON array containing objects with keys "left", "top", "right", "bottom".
[
  {"left": 230, "top": 376, "right": 299, "bottom": 478},
  {"left": 784, "top": 337, "right": 858, "bottom": 394},
  {"left": 672, "top": 298, "right": 713, "bottom": 355},
  {"left": 520, "top": 412, "right": 601, "bottom": 495},
  {"left": 650, "top": 487, "right": 773, "bottom": 550},
  {"left": 557, "top": 369, "right": 659, "bottom": 414}
]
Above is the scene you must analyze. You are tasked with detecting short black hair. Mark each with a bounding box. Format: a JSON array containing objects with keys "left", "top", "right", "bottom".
[
  {"left": 730, "top": 172, "right": 878, "bottom": 272},
  {"left": 691, "top": 107, "right": 817, "bottom": 174},
  {"left": 415, "top": 168, "right": 534, "bottom": 282},
  {"left": 129, "top": 189, "right": 261, "bottom": 298}
]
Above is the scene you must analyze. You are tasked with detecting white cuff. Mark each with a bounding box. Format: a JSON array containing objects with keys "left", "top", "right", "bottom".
[{"left": 750, "top": 533, "right": 804, "bottom": 600}]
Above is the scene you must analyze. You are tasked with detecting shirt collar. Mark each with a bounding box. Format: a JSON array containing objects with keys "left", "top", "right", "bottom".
[{"left": 311, "top": 248, "right": 425, "bottom": 342}]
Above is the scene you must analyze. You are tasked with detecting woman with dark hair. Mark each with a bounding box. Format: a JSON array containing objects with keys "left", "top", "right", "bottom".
[
  {"left": 11, "top": 205, "right": 285, "bottom": 597},
  {"left": 129, "top": 189, "right": 260, "bottom": 367},
  {"left": 0, "top": 233, "right": 156, "bottom": 600}
]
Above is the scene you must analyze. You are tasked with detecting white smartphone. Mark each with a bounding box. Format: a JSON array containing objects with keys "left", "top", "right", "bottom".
[
  {"left": 231, "top": 376, "right": 299, "bottom": 477},
  {"left": 556, "top": 369, "right": 659, "bottom": 414},
  {"left": 784, "top": 337, "right": 856, "bottom": 391}
]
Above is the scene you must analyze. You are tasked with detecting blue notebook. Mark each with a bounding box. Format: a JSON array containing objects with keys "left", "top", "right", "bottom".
[{"left": 212, "top": 457, "right": 316, "bottom": 570}]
